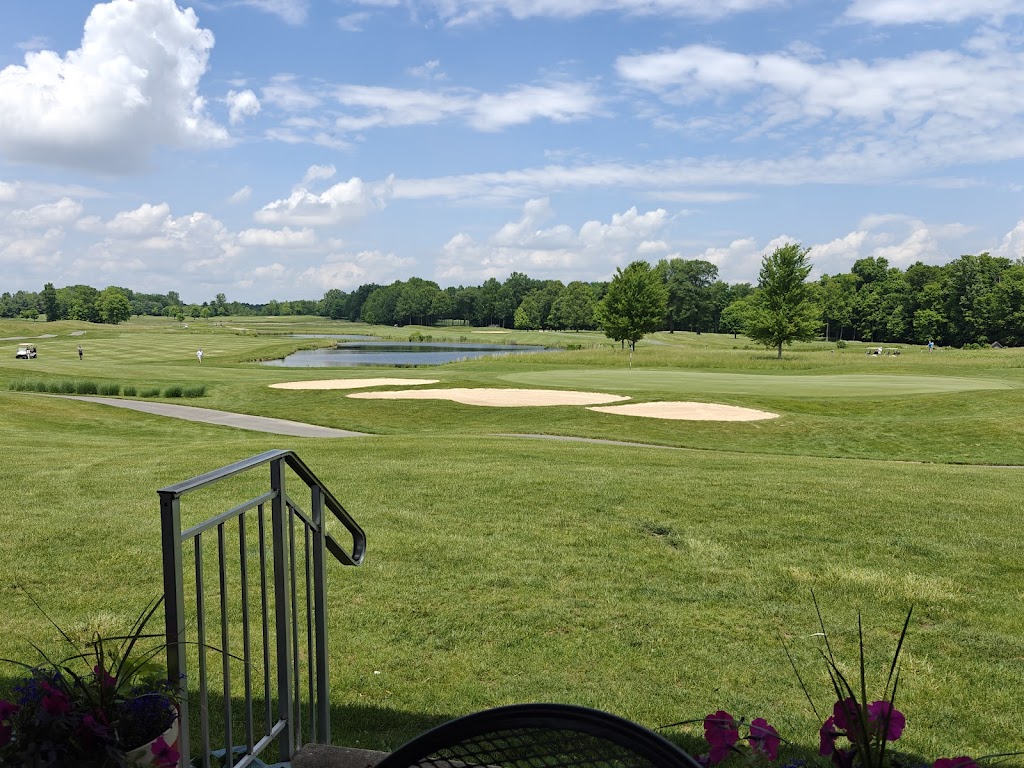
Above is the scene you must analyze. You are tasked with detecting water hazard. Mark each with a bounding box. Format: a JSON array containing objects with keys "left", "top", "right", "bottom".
[{"left": 262, "top": 341, "right": 550, "bottom": 367}]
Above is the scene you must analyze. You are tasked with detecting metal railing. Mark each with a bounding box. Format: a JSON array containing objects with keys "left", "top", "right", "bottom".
[{"left": 159, "top": 450, "right": 366, "bottom": 768}]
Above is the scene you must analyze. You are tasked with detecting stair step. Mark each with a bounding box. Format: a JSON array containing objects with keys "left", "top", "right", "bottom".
[{"left": 292, "top": 744, "right": 387, "bottom": 768}]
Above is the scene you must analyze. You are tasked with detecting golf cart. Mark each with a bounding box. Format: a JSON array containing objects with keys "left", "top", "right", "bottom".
[{"left": 15, "top": 343, "right": 37, "bottom": 359}]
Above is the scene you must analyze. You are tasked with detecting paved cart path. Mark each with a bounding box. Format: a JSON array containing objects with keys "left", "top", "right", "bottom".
[{"left": 60, "top": 396, "right": 369, "bottom": 438}]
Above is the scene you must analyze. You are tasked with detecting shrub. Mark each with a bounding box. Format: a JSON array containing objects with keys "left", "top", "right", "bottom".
[
  {"left": 163, "top": 385, "right": 184, "bottom": 398},
  {"left": 182, "top": 385, "right": 206, "bottom": 398},
  {"left": 97, "top": 383, "right": 121, "bottom": 396},
  {"left": 565, "top": 343, "right": 584, "bottom": 350},
  {"left": 836, "top": 340, "right": 847, "bottom": 349},
  {"left": 962, "top": 342, "right": 982, "bottom": 350},
  {"left": 34, "top": 381, "right": 49, "bottom": 392},
  {"left": 74, "top": 380, "right": 99, "bottom": 394},
  {"left": 140, "top": 387, "right": 161, "bottom": 398},
  {"left": 58, "top": 380, "right": 77, "bottom": 393},
  {"left": 123, "top": 385, "right": 137, "bottom": 397}
]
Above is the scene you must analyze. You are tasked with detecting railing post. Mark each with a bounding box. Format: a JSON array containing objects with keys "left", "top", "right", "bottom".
[
  {"left": 159, "top": 490, "right": 190, "bottom": 768},
  {"left": 270, "top": 457, "right": 294, "bottom": 761},
  {"left": 311, "top": 484, "right": 330, "bottom": 743}
]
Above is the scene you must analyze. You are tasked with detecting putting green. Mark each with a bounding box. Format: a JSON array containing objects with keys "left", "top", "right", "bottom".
[{"left": 500, "top": 370, "right": 1015, "bottom": 398}]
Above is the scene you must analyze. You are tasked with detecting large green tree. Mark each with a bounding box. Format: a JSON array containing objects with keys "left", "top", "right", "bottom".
[
  {"left": 98, "top": 286, "right": 132, "bottom": 324},
  {"left": 597, "top": 260, "right": 668, "bottom": 363},
  {"left": 745, "top": 244, "right": 820, "bottom": 358}
]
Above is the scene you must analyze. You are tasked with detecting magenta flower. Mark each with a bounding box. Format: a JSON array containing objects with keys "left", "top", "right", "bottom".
[
  {"left": 703, "top": 711, "right": 739, "bottom": 763},
  {"left": 748, "top": 717, "right": 780, "bottom": 760},
  {"left": 0, "top": 700, "right": 17, "bottom": 748},
  {"left": 934, "top": 759, "right": 977, "bottom": 768},
  {"left": 93, "top": 664, "right": 116, "bottom": 688},
  {"left": 819, "top": 716, "right": 841, "bottom": 756},
  {"left": 831, "top": 698, "right": 860, "bottom": 733},
  {"left": 151, "top": 734, "right": 180, "bottom": 768},
  {"left": 40, "top": 683, "right": 72, "bottom": 716},
  {"left": 866, "top": 700, "right": 905, "bottom": 741}
]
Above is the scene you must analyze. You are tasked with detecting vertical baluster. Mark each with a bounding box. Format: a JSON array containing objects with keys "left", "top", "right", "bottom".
[
  {"left": 270, "top": 459, "right": 293, "bottom": 762},
  {"left": 238, "top": 514, "right": 254, "bottom": 755},
  {"left": 218, "top": 524, "right": 233, "bottom": 768},
  {"left": 258, "top": 505, "right": 272, "bottom": 735},
  {"left": 289, "top": 504, "right": 302, "bottom": 750},
  {"left": 311, "top": 485, "right": 329, "bottom": 743},
  {"left": 305, "top": 524, "right": 315, "bottom": 743},
  {"left": 159, "top": 491, "right": 189, "bottom": 768},
  {"left": 195, "top": 537, "right": 211, "bottom": 768}
]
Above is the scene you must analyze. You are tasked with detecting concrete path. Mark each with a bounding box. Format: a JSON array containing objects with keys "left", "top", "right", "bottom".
[{"left": 59, "top": 396, "right": 368, "bottom": 438}]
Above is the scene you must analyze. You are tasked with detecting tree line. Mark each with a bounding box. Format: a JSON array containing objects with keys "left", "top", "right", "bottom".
[{"left": 5, "top": 247, "right": 1022, "bottom": 347}]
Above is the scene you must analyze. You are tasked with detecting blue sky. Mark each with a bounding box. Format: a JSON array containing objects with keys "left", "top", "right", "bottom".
[{"left": 2, "top": 0, "right": 1024, "bottom": 303}]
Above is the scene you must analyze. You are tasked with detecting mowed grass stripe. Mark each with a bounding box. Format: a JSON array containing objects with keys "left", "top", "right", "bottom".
[{"left": 501, "top": 369, "right": 1015, "bottom": 397}]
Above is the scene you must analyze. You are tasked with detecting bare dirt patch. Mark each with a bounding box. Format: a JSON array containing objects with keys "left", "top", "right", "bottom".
[
  {"left": 270, "top": 378, "right": 439, "bottom": 390},
  {"left": 588, "top": 401, "right": 779, "bottom": 421},
  {"left": 347, "top": 388, "right": 630, "bottom": 407}
]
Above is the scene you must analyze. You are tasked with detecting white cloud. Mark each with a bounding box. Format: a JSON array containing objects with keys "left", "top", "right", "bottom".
[
  {"left": 471, "top": 83, "right": 601, "bottom": 130},
  {"left": 0, "top": 0, "right": 227, "bottom": 173},
  {"left": 337, "top": 13, "right": 372, "bottom": 32},
  {"left": 236, "top": 0, "right": 309, "bottom": 25},
  {"left": 106, "top": 203, "right": 172, "bottom": 236},
  {"left": 8, "top": 197, "right": 83, "bottom": 228},
  {"left": 299, "top": 250, "right": 416, "bottom": 290},
  {"left": 237, "top": 226, "right": 316, "bottom": 247},
  {"left": 301, "top": 164, "right": 337, "bottom": 185},
  {"left": 0, "top": 182, "right": 20, "bottom": 203},
  {"left": 229, "top": 186, "right": 253, "bottom": 203},
  {"left": 368, "top": 0, "right": 785, "bottom": 25},
  {"left": 261, "top": 74, "right": 322, "bottom": 110},
  {"left": 255, "top": 177, "right": 389, "bottom": 226},
  {"left": 844, "top": 0, "right": 1024, "bottom": 25},
  {"left": 226, "top": 89, "right": 261, "bottom": 125},
  {"left": 408, "top": 60, "right": 446, "bottom": 80},
  {"left": 437, "top": 199, "right": 671, "bottom": 283}
]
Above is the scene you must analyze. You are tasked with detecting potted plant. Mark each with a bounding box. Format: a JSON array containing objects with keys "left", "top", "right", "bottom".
[{"left": 0, "top": 595, "right": 180, "bottom": 768}]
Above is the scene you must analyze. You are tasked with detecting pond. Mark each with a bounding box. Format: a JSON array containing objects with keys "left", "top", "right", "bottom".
[{"left": 261, "top": 341, "right": 551, "bottom": 367}]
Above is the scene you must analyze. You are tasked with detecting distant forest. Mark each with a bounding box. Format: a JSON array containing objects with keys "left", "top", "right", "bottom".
[{"left": 4, "top": 251, "right": 1022, "bottom": 348}]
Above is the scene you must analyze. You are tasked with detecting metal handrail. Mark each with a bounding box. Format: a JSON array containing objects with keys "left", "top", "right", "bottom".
[{"left": 159, "top": 450, "right": 365, "bottom": 768}]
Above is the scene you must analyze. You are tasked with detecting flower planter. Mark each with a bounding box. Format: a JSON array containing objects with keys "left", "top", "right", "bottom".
[{"left": 125, "top": 715, "right": 180, "bottom": 767}]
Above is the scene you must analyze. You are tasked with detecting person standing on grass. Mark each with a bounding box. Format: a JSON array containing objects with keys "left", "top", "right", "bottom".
[
  {"left": 197, "top": 348, "right": 204, "bottom": 364},
  {"left": 77, "top": 345, "right": 83, "bottom": 360}
]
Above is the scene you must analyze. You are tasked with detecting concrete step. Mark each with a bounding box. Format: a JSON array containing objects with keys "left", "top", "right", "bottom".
[{"left": 292, "top": 744, "right": 388, "bottom": 768}]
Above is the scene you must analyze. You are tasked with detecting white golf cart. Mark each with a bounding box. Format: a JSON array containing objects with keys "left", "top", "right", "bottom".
[{"left": 15, "top": 343, "right": 37, "bottom": 359}]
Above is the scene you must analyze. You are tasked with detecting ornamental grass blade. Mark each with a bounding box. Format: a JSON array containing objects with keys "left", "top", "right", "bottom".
[
  {"left": 780, "top": 631, "right": 820, "bottom": 721},
  {"left": 885, "top": 606, "right": 913, "bottom": 698}
]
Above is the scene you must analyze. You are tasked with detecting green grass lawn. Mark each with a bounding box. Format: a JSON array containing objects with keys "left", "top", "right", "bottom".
[{"left": 0, "top": 316, "right": 1022, "bottom": 763}]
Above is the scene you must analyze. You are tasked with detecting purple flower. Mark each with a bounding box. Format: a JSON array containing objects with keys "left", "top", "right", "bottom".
[
  {"left": 703, "top": 711, "right": 739, "bottom": 764},
  {"left": 94, "top": 664, "right": 116, "bottom": 688},
  {"left": 831, "top": 698, "right": 859, "bottom": 733},
  {"left": 866, "top": 700, "right": 905, "bottom": 741},
  {"left": 40, "top": 682, "right": 71, "bottom": 716},
  {"left": 934, "top": 759, "right": 977, "bottom": 768},
  {"left": 819, "top": 716, "right": 840, "bottom": 756},
  {"left": 748, "top": 717, "right": 780, "bottom": 761},
  {"left": 151, "top": 734, "right": 180, "bottom": 768},
  {"left": 0, "top": 699, "right": 15, "bottom": 749}
]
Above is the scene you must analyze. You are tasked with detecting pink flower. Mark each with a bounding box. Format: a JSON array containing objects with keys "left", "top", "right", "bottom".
[
  {"left": 40, "top": 683, "right": 72, "bottom": 716},
  {"left": 0, "top": 700, "right": 15, "bottom": 748},
  {"left": 831, "top": 698, "right": 860, "bottom": 733},
  {"left": 151, "top": 735, "right": 180, "bottom": 768},
  {"left": 748, "top": 717, "right": 780, "bottom": 761},
  {"left": 866, "top": 700, "right": 905, "bottom": 741},
  {"left": 703, "top": 711, "right": 739, "bottom": 764},
  {"left": 93, "top": 664, "right": 116, "bottom": 688},
  {"left": 934, "top": 759, "right": 977, "bottom": 768},
  {"left": 819, "top": 716, "right": 841, "bottom": 756}
]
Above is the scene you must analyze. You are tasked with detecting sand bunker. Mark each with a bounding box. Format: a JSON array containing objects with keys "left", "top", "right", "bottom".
[
  {"left": 588, "top": 401, "right": 778, "bottom": 421},
  {"left": 270, "top": 378, "right": 439, "bottom": 390},
  {"left": 347, "top": 388, "right": 630, "bottom": 407}
]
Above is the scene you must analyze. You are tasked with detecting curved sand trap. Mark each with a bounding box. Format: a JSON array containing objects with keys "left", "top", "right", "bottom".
[
  {"left": 270, "top": 378, "right": 438, "bottom": 390},
  {"left": 588, "top": 401, "right": 778, "bottom": 421},
  {"left": 348, "top": 388, "right": 630, "bottom": 407}
]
